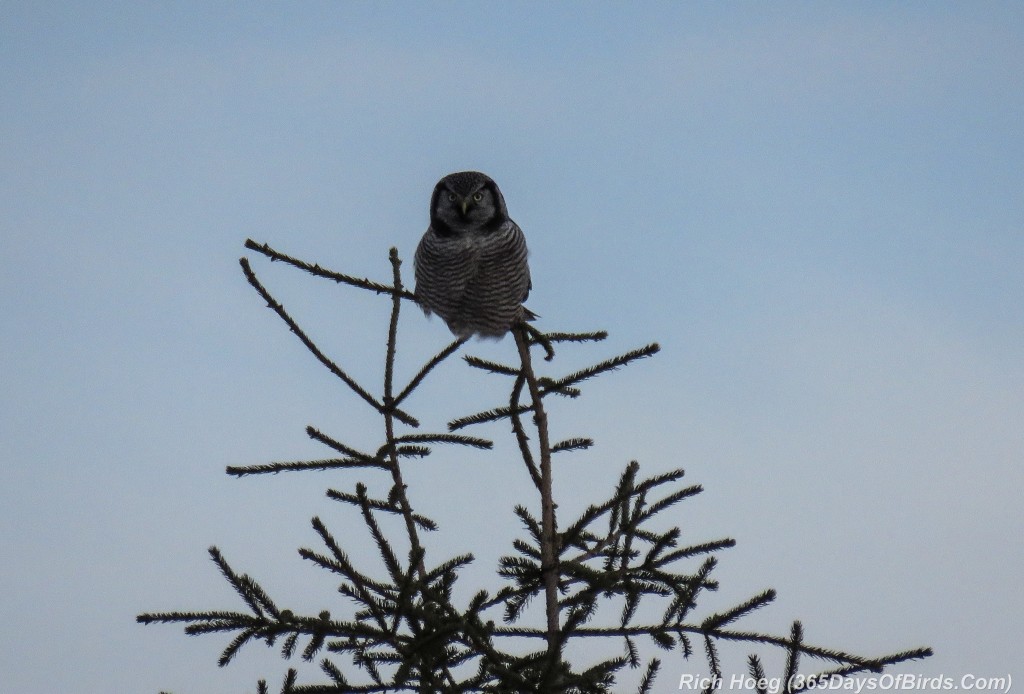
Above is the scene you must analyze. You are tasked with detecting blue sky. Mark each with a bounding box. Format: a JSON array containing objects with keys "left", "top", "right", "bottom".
[{"left": 2, "top": 2, "right": 1022, "bottom": 692}]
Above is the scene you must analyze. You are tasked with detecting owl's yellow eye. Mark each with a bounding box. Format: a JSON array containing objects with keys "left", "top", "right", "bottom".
[
  {"left": 472, "top": 192, "right": 483, "bottom": 202},
  {"left": 447, "top": 193, "right": 457, "bottom": 202}
]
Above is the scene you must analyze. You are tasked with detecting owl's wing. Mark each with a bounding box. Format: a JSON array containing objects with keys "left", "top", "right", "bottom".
[
  {"left": 508, "top": 220, "right": 535, "bottom": 319},
  {"left": 520, "top": 269, "right": 537, "bottom": 320}
]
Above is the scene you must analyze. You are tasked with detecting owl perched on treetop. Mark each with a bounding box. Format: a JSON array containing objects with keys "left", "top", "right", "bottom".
[{"left": 414, "top": 171, "right": 532, "bottom": 339}]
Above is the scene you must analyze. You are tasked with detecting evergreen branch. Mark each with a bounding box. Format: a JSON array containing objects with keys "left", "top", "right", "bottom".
[
  {"left": 629, "top": 466, "right": 688, "bottom": 497},
  {"left": 308, "top": 516, "right": 355, "bottom": 573},
  {"left": 498, "top": 554, "right": 542, "bottom": 580},
  {"left": 383, "top": 247, "right": 403, "bottom": 418},
  {"left": 246, "top": 574, "right": 282, "bottom": 621},
  {"left": 388, "top": 549, "right": 424, "bottom": 638},
  {"left": 511, "top": 326, "right": 561, "bottom": 667},
  {"left": 561, "top": 594, "right": 599, "bottom": 635},
  {"left": 422, "top": 553, "right": 476, "bottom": 585},
  {"left": 622, "top": 591, "right": 641, "bottom": 628},
  {"left": 641, "top": 527, "right": 681, "bottom": 567},
  {"left": 537, "top": 378, "right": 582, "bottom": 397},
  {"left": 321, "top": 658, "right": 348, "bottom": 686},
  {"left": 502, "top": 594, "right": 535, "bottom": 625},
  {"left": 352, "top": 650, "right": 384, "bottom": 686},
  {"left": 220, "top": 630, "right": 270, "bottom": 667},
  {"left": 326, "top": 489, "right": 437, "bottom": 531},
  {"left": 208, "top": 546, "right": 278, "bottom": 618},
  {"left": 638, "top": 484, "right": 704, "bottom": 523},
  {"left": 807, "top": 647, "right": 934, "bottom": 682},
  {"left": 392, "top": 444, "right": 431, "bottom": 458},
  {"left": 305, "top": 427, "right": 390, "bottom": 469},
  {"left": 546, "top": 342, "right": 661, "bottom": 392},
  {"left": 560, "top": 497, "right": 624, "bottom": 554},
  {"left": 298, "top": 551, "right": 392, "bottom": 618},
  {"left": 393, "top": 338, "right": 466, "bottom": 407},
  {"left": 184, "top": 617, "right": 264, "bottom": 637},
  {"left": 301, "top": 614, "right": 329, "bottom": 662},
  {"left": 551, "top": 437, "right": 593, "bottom": 454},
  {"left": 609, "top": 462, "right": 637, "bottom": 542},
  {"left": 512, "top": 538, "right": 542, "bottom": 561},
  {"left": 557, "top": 561, "right": 641, "bottom": 595},
  {"left": 678, "top": 630, "right": 694, "bottom": 658},
  {"left": 704, "top": 635, "right": 722, "bottom": 693},
  {"left": 509, "top": 373, "right": 542, "bottom": 490},
  {"left": 282, "top": 631, "right": 299, "bottom": 659},
  {"left": 627, "top": 634, "right": 641, "bottom": 668},
  {"left": 463, "top": 354, "right": 520, "bottom": 376},
  {"left": 227, "top": 458, "right": 376, "bottom": 476},
  {"left": 558, "top": 464, "right": 701, "bottom": 570},
  {"left": 137, "top": 610, "right": 256, "bottom": 625},
  {"left": 219, "top": 627, "right": 260, "bottom": 666},
  {"left": 244, "top": 239, "right": 417, "bottom": 301},
  {"left": 578, "top": 654, "right": 628, "bottom": 685},
  {"left": 450, "top": 367, "right": 616, "bottom": 429},
  {"left": 447, "top": 404, "right": 527, "bottom": 431},
  {"left": 657, "top": 538, "right": 736, "bottom": 566},
  {"left": 663, "top": 557, "right": 717, "bottom": 624},
  {"left": 637, "top": 658, "right": 660, "bottom": 694},
  {"left": 380, "top": 250, "right": 461, "bottom": 689},
  {"left": 749, "top": 655, "right": 769, "bottom": 694},
  {"left": 701, "top": 589, "right": 776, "bottom": 631},
  {"left": 536, "top": 330, "right": 608, "bottom": 343},
  {"left": 522, "top": 321, "right": 555, "bottom": 361},
  {"left": 453, "top": 343, "right": 664, "bottom": 432},
  {"left": 290, "top": 683, "right": 418, "bottom": 693},
  {"left": 354, "top": 484, "right": 404, "bottom": 585},
  {"left": 141, "top": 605, "right": 402, "bottom": 674},
  {"left": 239, "top": 257, "right": 390, "bottom": 419},
  {"left": 513, "top": 505, "right": 543, "bottom": 546},
  {"left": 306, "top": 517, "right": 394, "bottom": 628},
  {"left": 785, "top": 621, "right": 803, "bottom": 693},
  {"left": 650, "top": 629, "right": 675, "bottom": 650},
  {"left": 632, "top": 527, "right": 668, "bottom": 545},
  {"left": 377, "top": 250, "right": 463, "bottom": 688},
  {"left": 618, "top": 491, "right": 644, "bottom": 572},
  {"left": 701, "top": 626, "right": 892, "bottom": 667},
  {"left": 394, "top": 433, "right": 493, "bottom": 450}
]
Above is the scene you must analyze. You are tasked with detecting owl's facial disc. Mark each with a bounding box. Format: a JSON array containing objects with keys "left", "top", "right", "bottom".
[
  {"left": 430, "top": 172, "right": 506, "bottom": 235},
  {"left": 446, "top": 186, "right": 485, "bottom": 217}
]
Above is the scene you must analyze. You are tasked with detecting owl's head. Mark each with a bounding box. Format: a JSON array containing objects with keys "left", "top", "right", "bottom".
[{"left": 429, "top": 171, "right": 509, "bottom": 235}]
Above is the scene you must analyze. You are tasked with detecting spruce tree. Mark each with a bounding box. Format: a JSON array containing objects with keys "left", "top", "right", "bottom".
[{"left": 138, "top": 240, "right": 931, "bottom": 692}]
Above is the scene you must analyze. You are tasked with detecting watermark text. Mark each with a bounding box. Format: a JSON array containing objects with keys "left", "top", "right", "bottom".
[{"left": 678, "top": 673, "right": 1012, "bottom": 693}]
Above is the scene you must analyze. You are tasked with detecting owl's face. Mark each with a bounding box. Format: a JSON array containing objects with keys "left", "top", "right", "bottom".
[{"left": 429, "top": 171, "right": 508, "bottom": 235}]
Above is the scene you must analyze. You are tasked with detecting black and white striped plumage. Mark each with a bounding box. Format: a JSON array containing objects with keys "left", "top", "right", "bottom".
[{"left": 414, "top": 171, "right": 532, "bottom": 339}]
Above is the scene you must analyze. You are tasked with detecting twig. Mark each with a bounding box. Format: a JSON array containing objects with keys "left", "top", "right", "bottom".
[
  {"left": 393, "top": 337, "right": 466, "bottom": 407},
  {"left": 245, "top": 239, "right": 417, "bottom": 301},
  {"left": 509, "top": 371, "right": 543, "bottom": 491}
]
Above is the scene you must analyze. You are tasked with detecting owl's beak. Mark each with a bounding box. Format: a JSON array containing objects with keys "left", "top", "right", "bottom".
[{"left": 459, "top": 199, "right": 470, "bottom": 215}]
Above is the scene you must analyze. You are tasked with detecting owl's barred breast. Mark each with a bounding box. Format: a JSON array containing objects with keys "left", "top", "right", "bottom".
[{"left": 414, "top": 220, "right": 530, "bottom": 339}]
